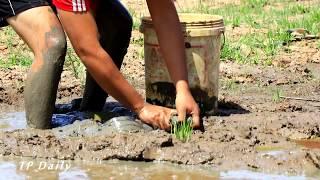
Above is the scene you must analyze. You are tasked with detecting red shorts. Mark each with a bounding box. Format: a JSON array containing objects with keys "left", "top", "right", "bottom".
[{"left": 53, "top": 0, "right": 97, "bottom": 12}]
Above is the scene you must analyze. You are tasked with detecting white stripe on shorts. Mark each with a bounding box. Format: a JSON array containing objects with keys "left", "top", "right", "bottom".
[
  {"left": 81, "top": 0, "right": 86, "bottom": 11},
  {"left": 7, "top": 0, "right": 16, "bottom": 15},
  {"left": 72, "top": 0, "right": 77, "bottom": 11},
  {"left": 77, "top": 0, "right": 82, "bottom": 11}
]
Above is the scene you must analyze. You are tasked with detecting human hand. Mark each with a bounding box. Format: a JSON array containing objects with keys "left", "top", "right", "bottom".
[
  {"left": 137, "top": 103, "right": 176, "bottom": 130},
  {"left": 175, "top": 90, "right": 201, "bottom": 128}
]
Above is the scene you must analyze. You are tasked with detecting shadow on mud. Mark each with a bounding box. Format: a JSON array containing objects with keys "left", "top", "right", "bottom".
[{"left": 216, "top": 99, "right": 250, "bottom": 116}]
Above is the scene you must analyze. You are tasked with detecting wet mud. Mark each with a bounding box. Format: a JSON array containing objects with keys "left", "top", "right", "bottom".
[
  {"left": 0, "top": 62, "right": 320, "bottom": 177},
  {"left": 0, "top": 13, "right": 320, "bottom": 178},
  {"left": 0, "top": 111, "right": 319, "bottom": 175}
]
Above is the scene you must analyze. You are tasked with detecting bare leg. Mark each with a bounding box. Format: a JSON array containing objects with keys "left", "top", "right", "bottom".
[
  {"left": 7, "top": 6, "right": 66, "bottom": 129},
  {"left": 79, "top": 0, "right": 133, "bottom": 111}
]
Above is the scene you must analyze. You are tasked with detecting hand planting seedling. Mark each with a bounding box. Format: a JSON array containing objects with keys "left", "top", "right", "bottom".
[{"left": 170, "top": 115, "right": 193, "bottom": 142}]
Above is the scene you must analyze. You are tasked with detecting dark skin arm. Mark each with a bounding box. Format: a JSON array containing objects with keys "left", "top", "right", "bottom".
[
  {"left": 146, "top": 0, "right": 200, "bottom": 127},
  {"left": 57, "top": 10, "right": 175, "bottom": 130},
  {"left": 56, "top": 0, "right": 200, "bottom": 130}
]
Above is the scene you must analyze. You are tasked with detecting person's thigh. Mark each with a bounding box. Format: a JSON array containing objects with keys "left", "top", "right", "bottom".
[
  {"left": 7, "top": 6, "right": 64, "bottom": 56},
  {"left": 95, "top": 0, "right": 132, "bottom": 67},
  {"left": 6, "top": 5, "right": 66, "bottom": 129}
]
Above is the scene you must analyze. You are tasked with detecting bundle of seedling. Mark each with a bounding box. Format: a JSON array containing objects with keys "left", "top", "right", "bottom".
[{"left": 170, "top": 116, "right": 193, "bottom": 143}]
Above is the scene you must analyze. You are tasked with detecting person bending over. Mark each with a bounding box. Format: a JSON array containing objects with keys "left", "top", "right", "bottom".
[
  {"left": 0, "top": 0, "right": 66, "bottom": 129},
  {"left": 52, "top": 0, "right": 200, "bottom": 130}
]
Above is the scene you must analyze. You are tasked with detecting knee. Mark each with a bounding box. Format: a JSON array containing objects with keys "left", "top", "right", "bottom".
[{"left": 43, "top": 29, "right": 67, "bottom": 65}]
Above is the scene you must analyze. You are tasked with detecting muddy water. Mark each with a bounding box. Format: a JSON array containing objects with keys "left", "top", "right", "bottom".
[
  {"left": 0, "top": 156, "right": 313, "bottom": 179},
  {"left": 0, "top": 112, "right": 319, "bottom": 179},
  {"left": 0, "top": 157, "right": 219, "bottom": 179},
  {"left": 0, "top": 112, "right": 27, "bottom": 131}
]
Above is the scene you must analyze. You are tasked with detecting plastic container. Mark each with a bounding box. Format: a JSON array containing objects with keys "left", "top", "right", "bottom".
[{"left": 140, "top": 13, "right": 224, "bottom": 115}]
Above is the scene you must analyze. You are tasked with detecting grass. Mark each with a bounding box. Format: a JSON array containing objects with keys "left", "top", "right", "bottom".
[
  {"left": 179, "top": 0, "right": 320, "bottom": 65},
  {"left": 0, "top": 27, "right": 32, "bottom": 68},
  {"left": 171, "top": 116, "right": 193, "bottom": 142},
  {"left": 0, "top": 27, "right": 85, "bottom": 82},
  {"left": 0, "top": 51, "right": 32, "bottom": 68},
  {"left": 272, "top": 88, "right": 283, "bottom": 103},
  {"left": 127, "top": 7, "right": 142, "bottom": 30},
  {"left": 65, "top": 47, "right": 85, "bottom": 79},
  {"left": 0, "top": 0, "right": 319, "bottom": 74},
  {"left": 221, "top": 79, "right": 238, "bottom": 90},
  {"left": 132, "top": 36, "right": 144, "bottom": 46}
]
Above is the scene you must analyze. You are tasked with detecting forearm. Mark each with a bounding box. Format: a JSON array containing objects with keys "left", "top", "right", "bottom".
[
  {"left": 56, "top": 10, "right": 145, "bottom": 113},
  {"left": 83, "top": 50, "right": 145, "bottom": 113},
  {"left": 146, "top": 0, "right": 190, "bottom": 92}
]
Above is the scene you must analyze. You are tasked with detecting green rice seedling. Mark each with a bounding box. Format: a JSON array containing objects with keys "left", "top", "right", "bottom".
[
  {"left": 272, "top": 88, "right": 283, "bottom": 103},
  {"left": 171, "top": 116, "right": 193, "bottom": 143}
]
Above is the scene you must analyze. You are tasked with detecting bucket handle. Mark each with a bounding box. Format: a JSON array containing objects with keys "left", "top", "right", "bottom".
[{"left": 220, "top": 29, "right": 226, "bottom": 50}]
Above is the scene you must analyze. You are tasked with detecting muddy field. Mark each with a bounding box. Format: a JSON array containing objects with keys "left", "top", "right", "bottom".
[{"left": 0, "top": 0, "right": 320, "bottom": 178}]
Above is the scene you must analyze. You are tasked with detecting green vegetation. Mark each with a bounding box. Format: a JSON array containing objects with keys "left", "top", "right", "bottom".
[
  {"left": 221, "top": 79, "right": 238, "bottom": 90},
  {"left": 138, "top": 47, "right": 144, "bottom": 59},
  {"left": 0, "top": 0, "right": 319, "bottom": 73},
  {"left": 272, "top": 88, "right": 283, "bottom": 103},
  {"left": 171, "top": 116, "right": 193, "bottom": 142},
  {"left": 0, "top": 27, "right": 32, "bottom": 68},
  {"left": 0, "top": 51, "right": 32, "bottom": 68},
  {"left": 132, "top": 35, "right": 144, "bottom": 46},
  {"left": 179, "top": 0, "right": 320, "bottom": 64},
  {"left": 65, "top": 47, "right": 85, "bottom": 82},
  {"left": 127, "top": 7, "right": 142, "bottom": 30}
]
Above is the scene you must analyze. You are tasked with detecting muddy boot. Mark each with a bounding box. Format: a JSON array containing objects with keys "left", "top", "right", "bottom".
[{"left": 79, "top": 0, "right": 133, "bottom": 112}]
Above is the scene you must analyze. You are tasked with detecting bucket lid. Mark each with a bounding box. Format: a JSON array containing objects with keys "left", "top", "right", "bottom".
[{"left": 140, "top": 13, "right": 224, "bottom": 36}]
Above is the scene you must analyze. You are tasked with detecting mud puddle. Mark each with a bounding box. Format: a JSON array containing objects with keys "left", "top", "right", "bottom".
[
  {"left": 0, "top": 112, "right": 26, "bottom": 131},
  {"left": 0, "top": 111, "right": 320, "bottom": 179},
  {"left": 0, "top": 156, "right": 313, "bottom": 179},
  {"left": 0, "top": 157, "right": 219, "bottom": 179}
]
